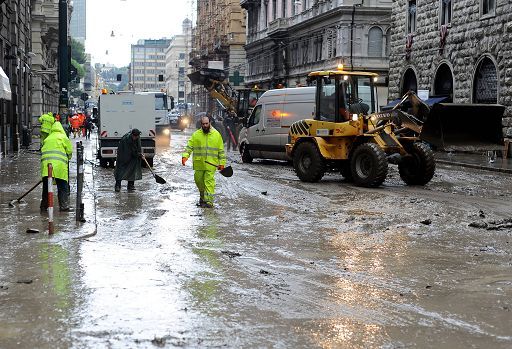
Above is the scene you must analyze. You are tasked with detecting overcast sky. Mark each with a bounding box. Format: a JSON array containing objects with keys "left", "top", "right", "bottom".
[{"left": 85, "top": 0, "right": 194, "bottom": 67}]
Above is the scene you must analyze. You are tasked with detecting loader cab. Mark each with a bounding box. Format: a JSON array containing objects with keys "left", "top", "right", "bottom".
[{"left": 312, "top": 70, "right": 378, "bottom": 122}]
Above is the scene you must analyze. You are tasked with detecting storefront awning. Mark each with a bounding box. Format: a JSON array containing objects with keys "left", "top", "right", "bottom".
[{"left": 0, "top": 66, "right": 12, "bottom": 101}]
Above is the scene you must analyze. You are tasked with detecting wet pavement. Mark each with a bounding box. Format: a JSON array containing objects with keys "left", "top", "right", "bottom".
[{"left": 1, "top": 131, "right": 511, "bottom": 348}]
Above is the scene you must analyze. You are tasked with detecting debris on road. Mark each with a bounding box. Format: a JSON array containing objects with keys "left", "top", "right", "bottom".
[
  {"left": 221, "top": 250, "right": 242, "bottom": 258},
  {"left": 420, "top": 219, "right": 432, "bottom": 225},
  {"left": 16, "top": 279, "right": 33, "bottom": 284},
  {"left": 26, "top": 228, "right": 40, "bottom": 234}
]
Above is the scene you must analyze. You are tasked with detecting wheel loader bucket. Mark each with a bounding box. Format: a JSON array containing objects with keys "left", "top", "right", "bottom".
[
  {"left": 420, "top": 103, "right": 505, "bottom": 151},
  {"left": 187, "top": 68, "right": 227, "bottom": 87}
]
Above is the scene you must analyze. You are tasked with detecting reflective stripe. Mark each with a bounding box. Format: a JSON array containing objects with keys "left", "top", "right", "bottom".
[
  {"left": 42, "top": 150, "right": 67, "bottom": 157},
  {"left": 41, "top": 156, "right": 68, "bottom": 164}
]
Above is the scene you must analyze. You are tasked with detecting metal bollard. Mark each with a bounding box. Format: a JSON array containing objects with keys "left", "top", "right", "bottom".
[
  {"left": 76, "top": 141, "right": 84, "bottom": 222},
  {"left": 48, "top": 163, "right": 54, "bottom": 234}
]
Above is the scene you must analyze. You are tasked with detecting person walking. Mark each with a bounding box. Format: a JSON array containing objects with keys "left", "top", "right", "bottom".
[
  {"left": 114, "top": 128, "right": 143, "bottom": 192},
  {"left": 38, "top": 112, "right": 55, "bottom": 147},
  {"left": 84, "top": 116, "right": 93, "bottom": 140},
  {"left": 182, "top": 116, "right": 226, "bottom": 208},
  {"left": 40, "top": 122, "right": 73, "bottom": 212},
  {"left": 223, "top": 111, "right": 238, "bottom": 151}
]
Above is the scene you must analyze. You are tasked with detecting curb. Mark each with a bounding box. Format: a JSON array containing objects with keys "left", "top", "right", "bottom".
[{"left": 436, "top": 159, "right": 512, "bottom": 174}]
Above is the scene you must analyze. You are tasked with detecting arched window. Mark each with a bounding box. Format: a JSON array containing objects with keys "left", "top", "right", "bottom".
[
  {"left": 473, "top": 57, "right": 497, "bottom": 104},
  {"left": 368, "top": 27, "right": 383, "bottom": 57},
  {"left": 402, "top": 68, "right": 417, "bottom": 95},
  {"left": 434, "top": 63, "right": 453, "bottom": 101}
]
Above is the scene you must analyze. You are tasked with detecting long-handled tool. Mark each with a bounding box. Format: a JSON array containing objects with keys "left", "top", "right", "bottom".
[
  {"left": 226, "top": 126, "right": 238, "bottom": 147},
  {"left": 142, "top": 157, "right": 166, "bottom": 184},
  {"left": 8, "top": 180, "right": 43, "bottom": 207},
  {"left": 205, "top": 160, "right": 233, "bottom": 178}
]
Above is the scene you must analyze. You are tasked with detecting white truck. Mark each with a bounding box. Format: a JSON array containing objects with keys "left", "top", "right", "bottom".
[{"left": 97, "top": 93, "right": 156, "bottom": 168}]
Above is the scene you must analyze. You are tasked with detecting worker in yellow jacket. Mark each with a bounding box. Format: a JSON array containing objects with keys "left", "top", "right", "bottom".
[
  {"left": 40, "top": 122, "right": 73, "bottom": 212},
  {"left": 38, "top": 112, "right": 55, "bottom": 146},
  {"left": 182, "top": 116, "right": 226, "bottom": 208}
]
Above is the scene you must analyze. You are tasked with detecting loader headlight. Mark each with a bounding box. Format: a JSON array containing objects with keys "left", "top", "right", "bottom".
[{"left": 352, "top": 114, "right": 359, "bottom": 121}]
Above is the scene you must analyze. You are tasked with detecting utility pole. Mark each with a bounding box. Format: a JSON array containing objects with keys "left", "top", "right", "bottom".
[
  {"left": 58, "top": 0, "right": 69, "bottom": 118},
  {"left": 350, "top": 0, "right": 364, "bottom": 71}
]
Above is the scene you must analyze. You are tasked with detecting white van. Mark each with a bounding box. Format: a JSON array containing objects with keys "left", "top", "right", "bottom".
[{"left": 238, "top": 87, "right": 315, "bottom": 162}]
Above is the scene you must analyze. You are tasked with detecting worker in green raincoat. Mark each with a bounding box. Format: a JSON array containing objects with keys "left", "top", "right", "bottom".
[
  {"left": 114, "top": 128, "right": 143, "bottom": 192},
  {"left": 182, "top": 116, "right": 226, "bottom": 208},
  {"left": 40, "top": 121, "right": 73, "bottom": 212},
  {"left": 39, "top": 112, "right": 55, "bottom": 146}
]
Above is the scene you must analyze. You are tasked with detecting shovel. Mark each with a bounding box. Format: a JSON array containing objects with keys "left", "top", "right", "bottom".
[
  {"left": 205, "top": 160, "right": 233, "bottom": 177},
  {"left": 142, "top": 157, "right": 166, "bottom": 184},
  {"left": 9, "top": 180, "right": 43, "bottom": 207}
]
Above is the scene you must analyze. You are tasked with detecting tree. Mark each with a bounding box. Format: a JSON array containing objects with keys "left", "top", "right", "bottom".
[{"left": 71, "top": 38, "right": 86, "bottom": 64}]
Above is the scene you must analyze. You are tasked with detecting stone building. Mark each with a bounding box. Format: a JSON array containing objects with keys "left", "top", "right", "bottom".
[
  {"left": 0, "top": 0, "right": 32, "bottom": 154},
  {"left": 388, "top": 0, "right": 512, "bottom": 137},
  {"left": 130, "top": 39, "right": 171, "bottom": 92},
  {"left": 241, "top": 0, "right": 391, "bottom": 101},
  {"left": 189, "top": 0, "right": 247, "bottom": 113},
  {"left": 165, "top": 19, "right": 193, "bottom": 105}
]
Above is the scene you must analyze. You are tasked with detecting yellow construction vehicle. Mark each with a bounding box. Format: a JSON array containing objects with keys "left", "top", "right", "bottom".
[{"left": 286, "top": 66, "right": 504, "bottom": 187}]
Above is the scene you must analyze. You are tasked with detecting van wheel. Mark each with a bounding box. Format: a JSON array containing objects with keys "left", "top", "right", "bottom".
[
  {"left": 241, "top": 144, "right": 253, "bottom": 163},
  {"left": 399, "top": 142, "right": 435, "bottom": 185},
  {"left": 350, "top": 143, "right": 388, "bottom": 187},
  {"left": 293, "top": 142, "right": 325, "bottom": 182},
  {"left": 340, "top": 161, "right": 353, "bottom": 181},
  {"left": 99, "top": 158, "right": 108, "bottom": 168}
]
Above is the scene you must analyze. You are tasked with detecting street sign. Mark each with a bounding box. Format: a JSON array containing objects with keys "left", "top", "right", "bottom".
[{"left": 80, "top": 92, "right": 89, "bottom": 101}]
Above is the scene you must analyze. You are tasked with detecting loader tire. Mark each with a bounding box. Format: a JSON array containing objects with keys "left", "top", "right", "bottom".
[
  {"left": 241, "top": 143, "right": 253, "bottom": 163},
  {"left": 399, "top": 142, "right": 435, "bottom": 185},
  {"left": 99, "top": 158, "right": 108, "bottom": 168},
  {"left": 293, "top": 142, "right": 325, "bottom": 182},
  {"left": 350, "top": 143, "right": 388, "bottom": 187}
]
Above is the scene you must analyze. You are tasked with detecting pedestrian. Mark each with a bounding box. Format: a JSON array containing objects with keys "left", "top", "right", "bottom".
[
  {"left": 38, "top": 112, "right": 55, "bottom": 147},
  {"left": 40, "top": 121, "right": 73, "bottom": 212},
  {"left": 114, "top": 128, "right": 144, "bottom": 192},
  {"left": 224, "top": 111, "right": 238, "bottom": 151},
  {"left": 181, "top": 116, "right": 226, "bottom": 208},
  {"left": 84, "top": 116, "right": 93, "bottom": 140},
  {"left": 70, "top": 114, "right": 81, "bottom": 138}
]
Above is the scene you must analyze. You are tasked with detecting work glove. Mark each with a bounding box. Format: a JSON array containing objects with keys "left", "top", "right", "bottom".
[
  {"left": 218, "top": 165, "right": 225, "bottom": 171},
  {"left": 181, "top": 157, "right": 188, "bottom": 166}
]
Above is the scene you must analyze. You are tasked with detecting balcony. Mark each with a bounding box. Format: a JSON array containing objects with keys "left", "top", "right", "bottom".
[{"left": 267, "top": 18, "right": 289, "bottom": 37}]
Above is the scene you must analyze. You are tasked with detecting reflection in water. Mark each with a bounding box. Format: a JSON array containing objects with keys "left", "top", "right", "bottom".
[
  {"left": 39, "top": 242, "right": 72, "bottom": 312},
  {"left": 306, "top": 227, "right": 411, "bottom": 348}
]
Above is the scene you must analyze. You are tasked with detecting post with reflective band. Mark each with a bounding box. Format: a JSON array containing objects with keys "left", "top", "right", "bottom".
[
  {"left": 76, "top": 141, "right": 84, "bottom": 222},
  {"left": 48, "top": 163, "right": 54, "bottom": 234}
]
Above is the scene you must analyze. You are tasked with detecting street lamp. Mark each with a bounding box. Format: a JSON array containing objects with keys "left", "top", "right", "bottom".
[{"left": 350, "top": 0, "right": 364, "bottom": 71}]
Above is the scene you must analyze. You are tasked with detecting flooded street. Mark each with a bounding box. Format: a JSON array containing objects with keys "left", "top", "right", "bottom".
[{"left": 1, "top": 130, "right": 511, "bottom": 348}]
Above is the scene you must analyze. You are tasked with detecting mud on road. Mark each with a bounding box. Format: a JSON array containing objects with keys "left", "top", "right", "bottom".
[{"left": 0, "top": 130, "right": 511, "bottom": 348}]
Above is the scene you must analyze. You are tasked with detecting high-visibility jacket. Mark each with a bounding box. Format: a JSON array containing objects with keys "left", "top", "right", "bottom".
[
  {"left": 38, "top": 113, "right": 55, "bottom": 134},
  {"left": 70, "top": 115, "right": 81, "bottom": 129},
  {"left": 182, "top": 127, "right": 226, "bottom": 171},
  {"left": 41, "top": 122, "right": 72, "bottom": 181}
]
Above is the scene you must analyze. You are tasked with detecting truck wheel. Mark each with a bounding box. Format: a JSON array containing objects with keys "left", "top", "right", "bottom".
[
  {"left": 241, "top": 144, "right": 253, "bottom": 163},
  {"left": 399, "top": 142, "right": 435, "bottom": 185},
  {"left": 99, "top": 158, "right": 108, "bottom": 168},
  {"left": 350, "top": 143, "right": 388, "bottom": 187},
  {"left": 293, "top": 142, "right": 325, "bottom": 182}
]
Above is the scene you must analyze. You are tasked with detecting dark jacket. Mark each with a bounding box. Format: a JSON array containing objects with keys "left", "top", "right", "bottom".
[{"left": 114, "top": 132, "right": 142, "bottom": 181}]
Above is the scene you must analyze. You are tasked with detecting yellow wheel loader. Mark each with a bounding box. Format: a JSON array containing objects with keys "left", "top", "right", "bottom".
[
  {"left": 286, "top": 68, "right": 505, "bottom": 187},
  {"left": 286, "top": 68, "right": 433, "bottom": 187}
]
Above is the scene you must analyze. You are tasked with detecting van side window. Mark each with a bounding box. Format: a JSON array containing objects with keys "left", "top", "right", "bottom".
[{"left": 248, "top": 105, "right": 262, "bottom": 127}]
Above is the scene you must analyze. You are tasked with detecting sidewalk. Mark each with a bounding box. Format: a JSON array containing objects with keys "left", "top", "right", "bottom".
[{"left": 435, "top": 151, "right": 512, "bottom": 174}]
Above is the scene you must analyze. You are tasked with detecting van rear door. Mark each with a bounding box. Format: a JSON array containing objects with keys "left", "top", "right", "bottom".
[{"left": 245, "top": 105, "right": 263, "bottom": 159}]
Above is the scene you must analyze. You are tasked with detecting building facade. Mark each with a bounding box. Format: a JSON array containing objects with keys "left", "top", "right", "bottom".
[
  {"left": 30, "top": 0, "right": 73, "bottom": 137},
  {"left": 130, "top": 39, "right": 171, "bottom": 92},
  {"left": 388, "top": 0, "right": 512, "bottom": 137},
  {"left": 69, "top": 0, "right": 86, "bottom": 45},
  {"left": 165, "top": 19, "right": 193, "bottom": 105},
  {"left": 189, "top": 0, "right": 247, "bottom": 113},
  {"left": 1, "top": 0, "right": 33, "bottom": 154},
  {"left": 241, "top": 0, "right": 391, "bottom": 98}
]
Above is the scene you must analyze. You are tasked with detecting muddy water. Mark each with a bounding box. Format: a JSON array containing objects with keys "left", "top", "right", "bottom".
[{"left": 0, "top": 132, "right": 511, "bottom": 348}]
